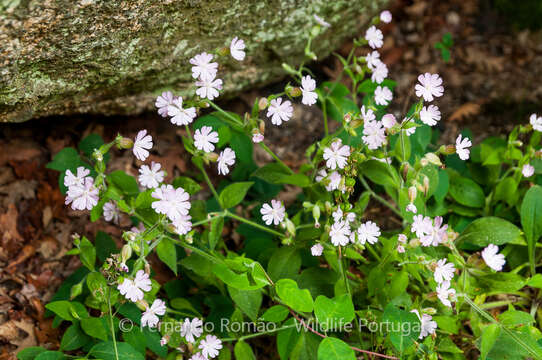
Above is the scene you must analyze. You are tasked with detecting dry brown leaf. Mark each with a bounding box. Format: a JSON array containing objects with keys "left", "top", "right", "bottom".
[{"left": 449, "top": 103, "right": 481, "bottom": 122}]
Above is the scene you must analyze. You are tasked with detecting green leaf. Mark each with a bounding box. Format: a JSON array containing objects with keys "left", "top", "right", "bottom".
[
  {"left": 456, "top": 217, "right": 521, "bottom": 249},
  {"left": 494, "top": 177, "right": 519, "bottom": 206},
  {"left": 60, "top": 323, "right": 90, "bottom": 351},
  {"left": 95, "top": 231, "right": 117, "bottom": 262},
  {"left": 170, "top": 298, "right": 202, "bottom": 317},
  {"left": 252, "top": 163, "right": 310, "bottom": 187},
  {"left": 228, "top": 287, "right": 262, "bottom": 322},
  {"left": 79, "top": 134, "right": 105, "bottom": 158},
  {"left": 34, "top": 351, "right": 65, "bottom": 360},
  {"left": 434, "top": 169, "right": 449, "bottom": 203},
  {"left": 81, "top": 317, "right": 108, "bottom": 341},
  {"left": 499, "top": 309, "right": 534, "bottom": 327},
  {"left": 394, "top": 132, "right": 411, "bottom": 163},
  {"left": 419, "top": 165, "right": 439, "bottom": 198},
  {"left": 45, "top": 301, "right": 87, "bottom": 322},
  {"left": 381, "top": 304, "right": 420, "bottom": 352},
  {"left": 17, "top": 347, "right": 46, "bottom": 360},
  {"left": 448, "top": 173, "right": 485, "bottom": 208},
  {"left": 90, "top": 341, "right": 145, "bottom": 360},
  {"left": 79, "top": 236, "right": 96, "bottom": 271},
  {"left": 481, "top": 324, "right": 501, "bottom": 360},
  {"left": 260, "top": 305, "right": 289, "bottom": 323},
  {"left": 267, "top": 246, "right": 302, "bottom": 282},
  {"left": 173, "top": 176, "right": 202, "bottom": 195},
  {"left": 209, "top": 216, "right": 224, "bottom": 250},
  {"left": 156, "top": 238, "right": 177, "bottom": 275},
  {"left": 219, "top": 182, "right": 254, "bottom": 208},
  {"left": 521, "top": 185, "right": 542, "bottom": 273},
  {"left": 478, "top": 273, "right": 526, "bottom": 293},
  {"left": 276, "top": 279, "right": 313, "bottom": 313},
  {"left": 213, "top": 260, "right": 269, "bottom": 290},
  {"left": 360, "top": 160, "right": 400, "bottom": 188},
  {"left": 314, "top": 294, "right": 355, "bottom": 330},
  {"left": 107, "top": 170, "right": 140, "bottom": 195},
  {"left": 46, "top": 148, "right": 81, "bottom": 172},
  {"left": 234, "top": 340, "right": 256, "bottom": 360},
  {"left": 317, "top": 337, "right": 355, "bottom": 360}
]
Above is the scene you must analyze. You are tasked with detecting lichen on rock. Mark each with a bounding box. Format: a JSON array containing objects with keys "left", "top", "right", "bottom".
[{"left": 0, "top": 0, "right": 388, "bottom": 122}]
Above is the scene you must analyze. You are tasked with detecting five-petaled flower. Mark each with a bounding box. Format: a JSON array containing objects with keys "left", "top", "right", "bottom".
[
  {"left": 261, "top": 200, "right": 286, "bottom": 225},
  {"left": 267, "top": 97, "right": 293, "bottom": 125},
  {"left": 194, "top": 126, "right": 219, "bottom": 153},
  {"left": 455, "top": 134, "right": 472, "bottom": 160},
  {"left": 323, "top": 140, "right": 350, "bottom": 170},
  {"left": 415, "top": 73, "right": 444, "bottom": 102}
]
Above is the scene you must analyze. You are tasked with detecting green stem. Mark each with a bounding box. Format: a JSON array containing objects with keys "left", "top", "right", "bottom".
[
  {"left": 107, "top": 289, "right": 119, "bottom": 360},
  {"left": 338, "top": 246, "right": 351, "bottom": 296},
  {"left": 322, "top": 99, "right": 329, "bottom": 137},
  {"left": 259, "top": 142, "right": 294, "bottom": 174},
  {"left": 225, "top": 210, "right": 284, "bottom": 238},
  {"left": 191, "top": 212, "right": 226, "bottom": 227},
  {"left": 479, "top": 299, "right": 527, "bottom": 310},
  {"left": 198, "top": 165, "right": 221, "bottom": 208},
  {"left": 359, "top": 176, "right": 403, "bottom": 219},
  {"left": 207, "top": 101, "right": 243, "bottom": 126}
]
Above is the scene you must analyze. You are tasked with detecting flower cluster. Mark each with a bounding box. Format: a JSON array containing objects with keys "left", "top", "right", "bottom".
[{"left": 64, "top": 167, "right": 99, "bottom": 211}]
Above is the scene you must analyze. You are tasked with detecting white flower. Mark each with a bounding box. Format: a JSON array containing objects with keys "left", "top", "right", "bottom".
[
  {"left": 481, "top": 244, "right": 506, "bottom": 271},
  {"left": 522, "top": 164, "right": 535, "bottom": 178},
  {"left": 151, "top": 184, "right": 191, "bottom": 221},
  {"left": 141, "top": 299, "right": 167, "bottom": 328},
  {"left": 436, "top": 281, "right": 456, "bottom": 308},
  {"left": 411, "top": 215, "right": 433, "bottom": 238},
  {"left": 194, "top": 126, "right": 219, "bottom": 153},
  {"left": 267, "top": 97, "right": 293, "bottom": 126},
  {"left": 455, "top": 134, "right": 472, "bottom": 160},
  {"left": 356, "top": 221, "right": 380, "bottom": 245},
  {"left": 139, "top": 162, "right": 165, "bottom": 189},
  {"left": 365, "top": 51, "right": 381, "bottom": 70},
  {"left": 530, "top": 113, "right": 542, "bottom": 132},
  {"left": 133, "top": 130, "right": 153, "bottom": 161},
  {"left": 190, "top": 354, "right": 206, "bottom": 360},
  {"left": 330, "top": 220, "right": 351, "bottom": 246},
  {"left": 315, "top": 169, "right": 327, "bottom": 183},
  {"left": 103, "top": 201, "right": 119, "bottom": 223},
  {"left": 181, "top": 318, "right": 203, "bottom": 343},
  {"left": 381, "top": 114, "right": 397, "bottom": 129},
  {"left": 360, "top": 105, "right": 376, "bottom": 122},
  {"left": 420, "top": 216, "right": 448, "bottom": 247},
  {"left": 172, "top": 214, "right": 192, "bottom": 235},
  {"left": 314, "top": 14, "right": 331, "bottom": 28},
  {"left": 415, "top": 73, "right": 444, "bottom": 102},
  {"left": 260, "top": 200, "right": 285, "bottom": 225},
  {"left": 199, "top": 335, "right": 223, "bottom": 358},
  {"left": 323, "top": 140, "right": 350, "bottom": 170},
  {"left": 167, "top": 97, "right": 197, "bottom": 126},
  {"left": 230, "top": 37, "right": 246, "bottom": 61},
  {"left": 365, "top": 25, "right": 383, "bottom": 49},
  {"left": 326, "top": 171, "right": 342, "bottom": 192},
  {"left": 371, "top": 62, "right": 388, "bottom": 84},
  {"left": 118, "top": 270, "right": 152, "bottom": 302},
  {"left": 332, "top": 208, "right": 355, "bottom": 223},
  {"left": 402, "top": 118, "right": 416, "bottom": 136},
  {"left": 66, "top": 177, "right": 99, "bottom": 211},
  {"left": 434, "top": 259, "right": 455, "bottom": 283},
  {"left": 374, "top": 86, "right": 392, "bottom": 106},
  {"left": 406, "top": 203, "right": 417, "bottom": 213},
  {"left": 419, "top": 105, "right": 441, "bottom": 126},
  {"left": 155, "top": 91, "right": 175, "bottom": 118},
  {"left": 218, "top": 147, "right": 236, "bottom": 175},
  {"left": 64, "top": 167, "right": 90, "bottom": 188},
  {"left": 195, "top": 74, "right": 223, "bottom": 100},
  {"left": 380, "top": 10, "right": 392, "bottom": 23},
  {"left": 311, "top": 244, "right": 324, "bottom": 256},
  {"left": 362, "top": 120, "right": 386, "bottom": 150},
  {"left": 301, "top": 75, "right": 318, "bottom": 106},
  {"left": 190, "top": 52, "right": 218, "bottom": 80},
  {"left": 411, "top": 310, "right": 437, "bottom": 339}
]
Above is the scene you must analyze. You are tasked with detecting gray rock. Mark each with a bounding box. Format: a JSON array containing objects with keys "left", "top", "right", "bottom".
[{"left": 0, "top": 0, "right": 388, "bottom": 122}]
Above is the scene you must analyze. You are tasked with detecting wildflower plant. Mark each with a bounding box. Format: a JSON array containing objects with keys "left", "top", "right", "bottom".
[{"left": 25, "top": 9, "right": 542, "bottom": 360}]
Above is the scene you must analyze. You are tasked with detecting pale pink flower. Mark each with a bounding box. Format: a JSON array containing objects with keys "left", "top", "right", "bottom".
[
  {"left": 301, "top": 75, "right": 318, "bottom": 106},
  {"left": 415, "top": 73, "right": 444, "bottom": 102},
  {"left": 138, "top": 162, "right": 165, "bottom": 189},
  {"left": 365, "top": 25, "right": 383, "bottom": 49},
  {"left": 436, "top": 281, "right": 456, "bottom": 308},
  {"left": 360, "top": 105, "right": 376, "bottom": 122},
  {"left": 522, "top": 164, "right": 535, "bottom": 178},
  {"left": 103, "top": 201, "right": 119, "bottom": 224},
  {"left": 530, "top": 113, "right": 542, "bottom": 132},
  {"left": 167, "top": 97, "right": 196, "bottom": 126},
  {"left": 194, "top": 126, "right": 219, "bottom": 153},
  {"left": 455, "top": 134, "right": 472, "bottom": 160},
  {"left": 267, "top": 98, "right": 293, "bottom": 125},
  {"left": 173, "top": 214, "right": 192, "bottom": 235},
  {"left": 190, "top": 52, "right": 218, "bottom": 80},
  {"left": 217, "top": 147, "right": 236, "bottom": 175},
  {"left": 118, "top": 270, "right": 152, "bottom": 302},
  {"left": 311, "top": 244, "right": 324, "bottom": 256},
  {"left": 314, "top": 15, "right": 331, "bottom": 28},
  {"left": 481, "top": 244, "right": 506, "bottom": 271},
  {"left": 323, "top": 140, "right": 350, "bottom": 170},
  {"left": 151, "top": 184, "right": 191, "bottom": 221},
  {"left": 365, "top": 51, "right": 381, "bottom": 70},
  {"left": 329, "top": 220, "right": 351, "bottom": 246},
  {"left": 141, "top": 299, "right": 167, "bottom": 328},
  {"left": 406, "top": 203, "right": 417, "bottom": 213},
  {"left": 326, "top": 171, "right": 342, "bottom": 192},
  {"left": 362, "top": 120, "right": 386, "bottom": 150},
  {"left": 261, "top": 200, "right": 285, "bottom": 225},
  {"left": 411, "top": 310, "right": 437, "bottom": 339},
  {"left": 252, "top": 132, "right": 264, "bottom": 143},
  {"left": 195, "top": 74, "right": 223, "bottom": 100},
  {"left": 381, "top": 114, "right": 397, "bottom": 129},
  {"left": 419, "top": 105, "right": 441, "bottom": 126},
  {"left": 420, "top": 216, "right": 448, "bottom": 247},
  {"left": 66, "top": 177, "right": 99, "bottom": 211},
  {"left": 230, "top": 37, "right": 246, "bottom": 61},
  {"left": 434, "top": 259, "right": 455, "bottom": 283},
  {"left": 199, "top": 335, "right": 223, "bottom": 358},
  {"left": 371, "top": 62, "right": 388, "bottom": 84},
  {"left": 181, "top": 318, "right": 203, "bottom": 343},
  {"left": 380, "top": 10, "right": 392, "bottom": 23},
  {"left": 374, "top": 86, "right": 392, "bottom": 106},
  {"left": 155, "top": 91, "right": 175, "bottom": 117},
  {"left": 133, "top": 130, "right": 153, "bottom": 161},
  {"left": 64, "top": 167, "right": 90, "bottom": 188},
  {"left": 355, "top": 221, "right": 380, "bottom": 245},
  {"left": 411, "top": 215, "right": 433, "bottom": 238}
]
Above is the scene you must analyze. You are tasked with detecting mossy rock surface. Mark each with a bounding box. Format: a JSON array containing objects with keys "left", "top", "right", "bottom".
[{"left": 0, "top": 0, "right": 388, "bottom": 122}]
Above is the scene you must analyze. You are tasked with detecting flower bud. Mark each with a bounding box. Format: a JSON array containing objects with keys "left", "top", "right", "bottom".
[
  {"left": 401, "top": 163, "right": 410, "bottom": 181},
  {"left": 312, "top": 205, "right": 321, "bottom": 224},
  {"left": 422, "top": 176, "right": 430, "bottom": 195},
  {"left": 512, "top": 140, "right": 523, "bottom": 147},
  {"left": 423, "top": 153, "right": 442, "bottom": 166},
  {"left": 302, "top": 201, "right": 313, "bottom": 209},
  {"left": 135, "top": 299, "right": 148, "bottom": 311},
  {"left": 285, "top": 219, "right": 296, "bottom": 237},
  {"left": 286, "top": 85, "right": 302, "bottom": 97},
  {"left": 121, "top": 244, "right": 132, "bottom": 263},
  {"left": 439, "top": 145, "right": 456, "bottom": 155},
  {"left": 343, "top": 113, "right": 352, "bottom": 123},
  {"left": 207, "top": 152, "right": 219, "bottom": 162},
  {"left": 423, "top": 307, "right": 437, "bottom": 315},
  {"left": 408, "top": 186, "right": 417, "bottom": 202},
  {"left": 118, "top": 137, "right": 134, "bottom": 149},
  {"left": 258, "top": 97, "right": 269, "bottom": 110},
  {"left": 217, "top": 46, "right": 229, "bottom": 57},
  {"left": 144, "top": 263, "right": 151, "bottom": 275},
  {"left": 325, "top": 201, "right": 333, "bottom": 214}
]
